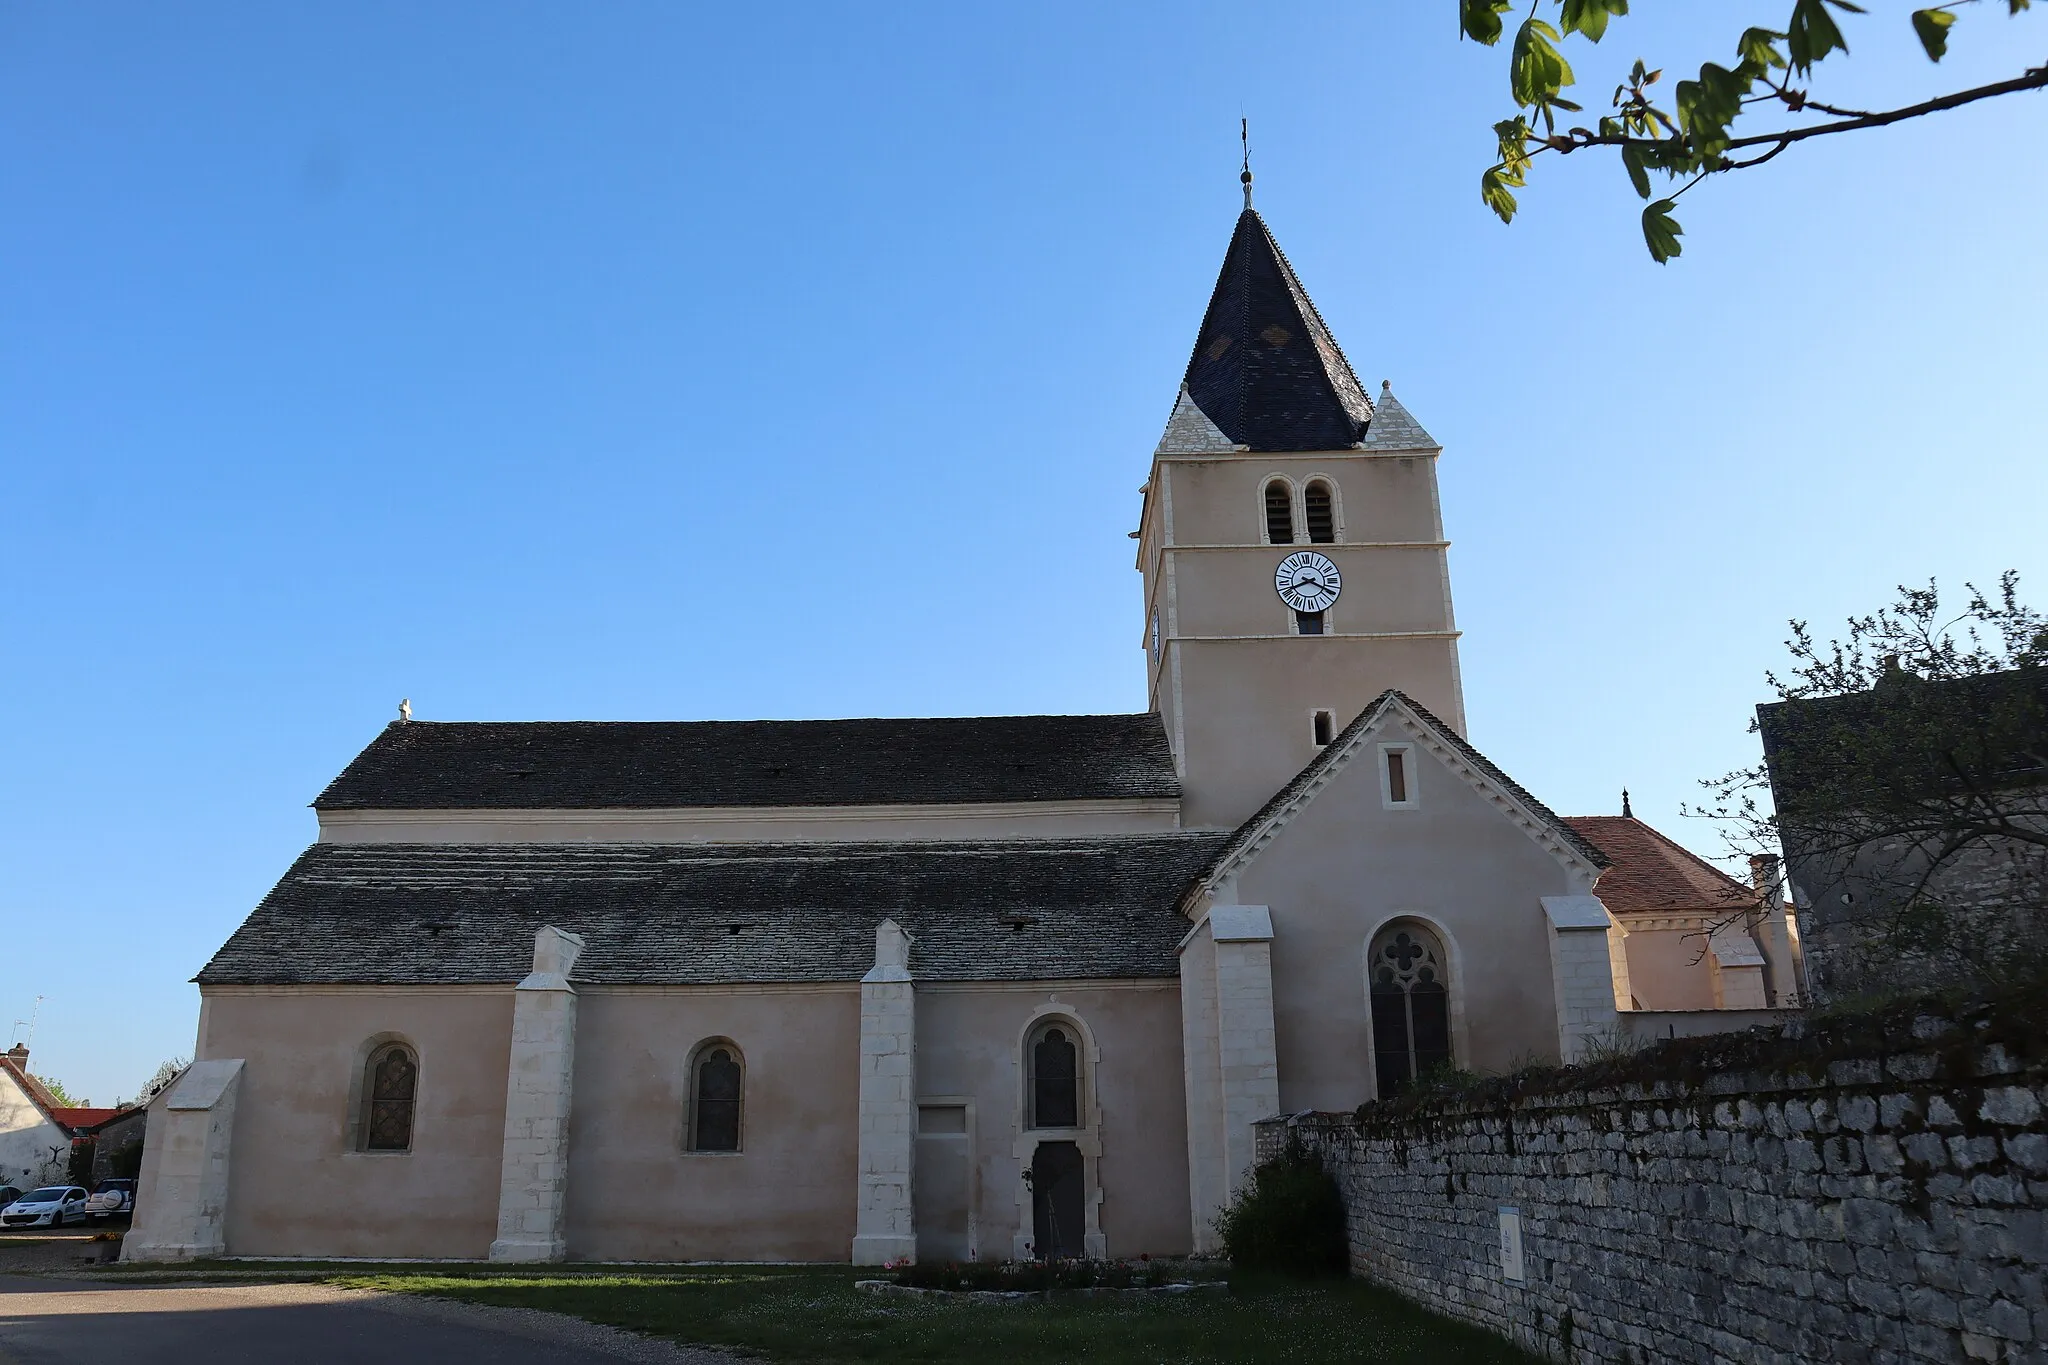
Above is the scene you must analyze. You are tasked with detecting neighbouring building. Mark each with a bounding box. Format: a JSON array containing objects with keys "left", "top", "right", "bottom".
[
  {"left": 128, "top": 186, "right": 1801, "bottom": 1265},
  {"left": 1, "top": 1045, "right": 128, "bottom": 1190}
]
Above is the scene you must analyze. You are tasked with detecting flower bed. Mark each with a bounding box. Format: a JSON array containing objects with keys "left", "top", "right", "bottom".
[{"left": 857, "top": 1257, "right": 1227, "bottom": 1300}]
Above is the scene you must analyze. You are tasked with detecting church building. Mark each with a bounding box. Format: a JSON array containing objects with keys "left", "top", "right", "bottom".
[{"left": 125, "top": 191, "right": 1803, "bottom": 1266}]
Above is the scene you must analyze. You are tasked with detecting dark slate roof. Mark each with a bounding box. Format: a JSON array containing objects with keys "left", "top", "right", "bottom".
[
  {"left": 1191, "top": 690, "right": 1608, "bottom": 891},
  {"left": 1181, "top": 209, "right": 1375, "bottom": 452},
  {"left": 196, "top": 834, "right": 1229, "bottom": 986},
  {"left": 1758, "top": 668, "right": 2048, "bottom": 814},
  {"left": 314, "top": 715, "right": 1181, "bottom": 811}
]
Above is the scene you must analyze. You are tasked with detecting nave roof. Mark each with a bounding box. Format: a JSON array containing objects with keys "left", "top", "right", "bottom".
[
  {"left": 197, "top": 833, "right": 1228, "bottom": 987},
  {"left": 314, "top": 714, "right": 1181, "bottom": 812}
]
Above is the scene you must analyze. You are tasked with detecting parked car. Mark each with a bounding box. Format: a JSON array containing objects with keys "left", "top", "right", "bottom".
[
  {"left": 1, "top": 1186, "right": 90, "bottom": 1227},
  {"left": 85, "top": 1178, "right": 136, "bottom": 1220},
  {"left": 0, "top": 1186, "right": 21, "bottom": 1211}
]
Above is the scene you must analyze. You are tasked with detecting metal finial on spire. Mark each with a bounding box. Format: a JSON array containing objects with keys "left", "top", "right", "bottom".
[
  {"left": 1622, "top": 787, "right": 1634, "bottom": 818},
  {"left": 1240, "top": 118, "right": 1253, "bottom": 210}
]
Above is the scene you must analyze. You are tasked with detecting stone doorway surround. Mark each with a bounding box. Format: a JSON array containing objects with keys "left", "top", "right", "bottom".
[{"left": 1008, "top": 1000, "right": 1106, "bottom": 1260}]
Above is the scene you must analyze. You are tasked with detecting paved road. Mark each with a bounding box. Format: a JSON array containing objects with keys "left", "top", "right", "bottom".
[{"left": 0, "top": 1277, "right": 731, "bottom": 1365}]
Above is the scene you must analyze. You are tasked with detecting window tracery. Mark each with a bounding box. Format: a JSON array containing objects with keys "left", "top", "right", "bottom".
[
  {"left": 1369, "top": 925, "right": 1452, "bottom": 1096},
  {"left": 361, "top": 1043, "right": 418, "bottom": 1152},
  {"left": 690, "top": 1043, "right": 743, "bottom": 1152},
  {"left": 1028, "top": 1023, "right": 1080, "bottom": 1129}
]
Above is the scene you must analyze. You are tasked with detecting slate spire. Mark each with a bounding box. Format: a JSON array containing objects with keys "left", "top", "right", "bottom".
[{"left": 1181, "top": 209, "right": 1374, "bottom": 452}]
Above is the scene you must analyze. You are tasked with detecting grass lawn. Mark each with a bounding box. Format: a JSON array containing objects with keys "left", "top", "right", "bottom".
[{"left": 334, "top": 1266, "right": 1541, "bottom": 1364}]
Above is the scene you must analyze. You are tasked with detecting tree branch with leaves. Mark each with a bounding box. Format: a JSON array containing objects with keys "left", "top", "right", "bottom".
[{"left": 1463, "top": 0, "right": 2046, "bottom": 259}]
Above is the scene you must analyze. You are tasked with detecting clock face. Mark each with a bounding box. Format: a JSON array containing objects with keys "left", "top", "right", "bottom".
[{"left": 1275, "top": 551, "right": 1342, "bottom": 613}]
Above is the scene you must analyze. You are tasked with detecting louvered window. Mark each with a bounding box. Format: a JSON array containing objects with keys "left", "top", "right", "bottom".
[
  {"left": 691, "top": 1044, "right": 743, "bottom": 1152},
  {"left": 1304, "top": 481, "right": 1336, "bottom": 543},
  {"left": 1264, "top": 481, "right": 1295, "bottom": 545},
  {"left": 362, "top": 1043, "right": 418, "bottom": 1152}
]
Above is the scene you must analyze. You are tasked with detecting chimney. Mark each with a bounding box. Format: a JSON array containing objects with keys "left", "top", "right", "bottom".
[
  {"left": 4, "top": 1043, "right": 25, "bottom": 1069},
  {"left": 1748, "top": 854, "right": 1781, "bottom": 900}
]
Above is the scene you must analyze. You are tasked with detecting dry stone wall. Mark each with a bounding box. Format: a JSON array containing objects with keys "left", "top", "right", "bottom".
[{"left": 1261, "top": 1000, "right": 2048, "bottom": 1365}]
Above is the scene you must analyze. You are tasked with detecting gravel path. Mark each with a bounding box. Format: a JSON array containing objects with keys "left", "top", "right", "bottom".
[{"left": 0, "top": 1275, "right": 743, "bottom": 1364}]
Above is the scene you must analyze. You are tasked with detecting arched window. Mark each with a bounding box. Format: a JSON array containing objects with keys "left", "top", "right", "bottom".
[
  {"left": 1028, "top": 1023, "right": 1080, "bottom": 1129},
  {"left": 361, "top": 1042, "right": 418, "bottom": 1152},
  {"left": 1304, "top": 481, "right": 1336, "bottom": 543},
  {"left": 1263, "top": 480, "right": 1295, "bottom": 545},
  {"left": 689, "top": 1043, "right": 743, "bottom": 1152},
  {"left": 1369, "top": 925, "right": 1452, "bottom": 1097}
]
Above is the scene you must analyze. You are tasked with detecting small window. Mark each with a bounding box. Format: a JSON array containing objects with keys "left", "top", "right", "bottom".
[
  {"left": 690, "top": 1043, "right": 743, "bottom": 1152},
  {"left": 1029, "top": 1023, "right": 1080, "bottom": 1129},
  {"left": 1382, "top": 745, "right": 1415, "bottom": 807},
  {"left": 1304, "top": 481, "right": 1336, "bottom": 543},
  {"left": 1312, "top": 710, "right": 1335, "bottom": 747},
  {"left": 1264, "top": 480, "right": 1295, "bottom": 545},
  {"left": 361, "top": 1043, "right": 418, "bottom": 1152},
  {"left": 1296, "top": 610, "right": 1324, "bottom": 636},
  {"left": 1149, "top": 609, "right": 1161, "bottom": 661}
]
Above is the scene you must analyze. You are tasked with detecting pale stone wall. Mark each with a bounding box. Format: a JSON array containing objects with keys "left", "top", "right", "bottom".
[
  {"left": 1543, "top": 897, "right": 1624, "bottom": 1064},
  {"left": 915, "top": 980, "right": 1193, "bottom": 1259},
  {"left": 490, "top": 927, "right": 584, "bottom": 1263},
  {"left": 123, "top": 1060, "right": 244, "bottom": 1262},
  {"left": 1178, "top": 926, "right": 1226, "bottom": 1252},
  {"left": 1263, "top": 1007, "right": 2048, "bottom": 1365},
  {"left": 195, "top": 988, "right": 514, "bottom": 1258},
  {"left": 853, "top": 920, "right": 916, "bottom": 1265},
  {"left": 1137, "top": 440, "right": 1467, "bottom": 830},
  {"left": 0, "top": 1066, "right": 69, "bottom": 1190},
  {"left": 1229, "top": 714, "right": 1590, "bottom": 1108}
]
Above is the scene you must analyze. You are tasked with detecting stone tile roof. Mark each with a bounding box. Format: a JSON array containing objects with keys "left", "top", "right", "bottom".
[
  {"left": 1181, "top": 209, "right": 1374, "bottom": 452},
  {"left": 196, "top": 834, "right": 1230, "bottom": 986},
  {"left": 1359, "top": 381, "right": 1439, "bottom": 451},
  {"left": 314, "top": 714, "right": 1182, "bottom": 812},
  {"left": 1562, "top": 816, "right": 1754, "bottom": 916}
]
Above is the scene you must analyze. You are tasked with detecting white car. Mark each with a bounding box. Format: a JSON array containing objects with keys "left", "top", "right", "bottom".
[
  {"left": 85, "top": 1179, "right": 137, "bottom": 1220},
  {"left": 1, "top": 1186, "right": 90, "bottom": 1228}
]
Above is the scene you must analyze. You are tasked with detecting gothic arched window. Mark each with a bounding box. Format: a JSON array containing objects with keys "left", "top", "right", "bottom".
[
  {"left": 1264, "top": 480, "right": 1295, "bottom": 545},
  {"left": 1369, "top": 925, "right": 1452, "bottom": 1097},
  {"left": 1304, "top": 481, "right": 1336, "bottom": 543},
  {"left": 1029, "top": 1023, "right": 1080, "bottom": 1129},
  {"left": 689, "top": 1043, "right": 743, "bottom": 1152},
  {"left": 361, "top": 1042, "right": 418, "bottom": 1152}
]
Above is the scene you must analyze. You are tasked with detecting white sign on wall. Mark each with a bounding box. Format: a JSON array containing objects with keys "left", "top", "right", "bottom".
[{"left": 1498, "top": 1206, "right": 1525, "bottom": 1284}]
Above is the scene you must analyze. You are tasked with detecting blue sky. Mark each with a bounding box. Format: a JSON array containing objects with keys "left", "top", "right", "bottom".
[{"left": 4, "top": 3, "right": 2043, "bottom": 1104}]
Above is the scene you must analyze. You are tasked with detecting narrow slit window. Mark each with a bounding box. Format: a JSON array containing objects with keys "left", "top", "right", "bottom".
[
  {"left": 1386, "top": 750, "right": 1409, "bottom": 804},
  {"left": 1296, "top": 610, "right": 1324, "bottom": 636},
  {"left": 1312, "top": 710, "right": 1335, "bottom": 746},
  {"left": 1264, "top": 481, "right": 1295, "bottom": 545},
  {"left": 1304, "top": 482, "right": 1336, "bottom": 543}
]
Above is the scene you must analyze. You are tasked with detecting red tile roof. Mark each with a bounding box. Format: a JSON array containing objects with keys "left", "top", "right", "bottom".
[
  {"left": 1562, "top": 816, "right": 1756, "bottom": 917},
  {"left": 50, "top": 1106, "right": 121, "bottom": 1132}
]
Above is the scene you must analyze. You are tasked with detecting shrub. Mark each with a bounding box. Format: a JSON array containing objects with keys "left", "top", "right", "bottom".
[{"left": 1213, "top": 1140, "right": 1347, "bottom": 1278}]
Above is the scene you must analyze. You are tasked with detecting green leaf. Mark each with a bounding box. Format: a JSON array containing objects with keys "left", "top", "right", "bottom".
[
  {"left": 1641, "top": 199, "right": 1684, "bottom": 262},
  {"left": 1787, "top": 0, "right": 1856, "bottom": 76},
  {"left": 1493, "top": 116, "right": 1534, "bottom": 172},
  {"left": 1559, "top": 0, "right": 1628, "bottom": 42},
  {"left": 1911, "top": 8, "right": 1957, "bottom": 59},
  {"left": 1480, "top": 166, "right": 1520, "bottom": 222},
  {"left": 1510, "top": 18, "right": 1576, "bottom": 109},
  {"left": 1673, "top": 61, "right": 1752, "bottom": 159},
  {"left": 1621, "top": 144, "right": 1652, "bottom": 199},
  {"left": 1460, "top": 0, "right": 1514, "bottom": 45},
  {"left": 1737, "top": 27, "right": 1788, "bottom": 71}
]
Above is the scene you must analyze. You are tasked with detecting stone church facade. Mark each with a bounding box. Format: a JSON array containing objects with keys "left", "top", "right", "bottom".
[{"left": 126, "top": 200, "right": 1803, "bottom": 1265}]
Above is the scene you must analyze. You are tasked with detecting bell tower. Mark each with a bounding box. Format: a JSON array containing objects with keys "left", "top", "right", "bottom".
[{"left": 1135, "top": 204, "right": 1466, "bottom": 830}]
